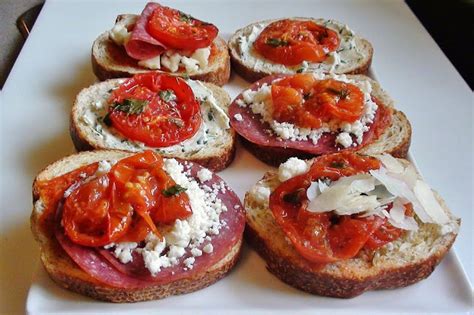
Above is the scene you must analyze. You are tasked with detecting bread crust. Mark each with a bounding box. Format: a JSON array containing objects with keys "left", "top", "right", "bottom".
[
  {"left": 228, "top": 18, "right": 373, "bottom": 82},
  {"left": 245, "top": 224, "right": 453, "bottom": 298},
  {"left": 92, "top": 32, "right": 231, "bottom": 86},
  {"left": 31, "top": 150, "right": 243, "bottom": 302},
  {"left": 69, "top": 80, "right": 236, "bottom": 172},
  {"left": 243, "top": 163, "right": 459, "bottom": 298}
]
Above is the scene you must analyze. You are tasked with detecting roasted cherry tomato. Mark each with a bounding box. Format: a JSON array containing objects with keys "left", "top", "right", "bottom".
[
  {"left": 254, "top": 19, "right": 339, "bottom": 66},
  {"left": 269, "top": 152, "right": 406, "bottom": 264},
  {"left": 147, "top": 5, "right": 218, "bottom": 50},
  {"left": 272, "top": 74, "right": 364, "bottom": 128},
  {"left": 107, "top": 72, "right": 201, "bottom": 147},
  {"left": 61, "top": 151, "right": 192, "bottom": 247}
]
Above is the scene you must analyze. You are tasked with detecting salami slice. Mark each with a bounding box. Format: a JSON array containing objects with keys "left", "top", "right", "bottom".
[
  {"left": 229, "top": 75, "right": 392, "bottom": 155},
  {"left": 124, "top": 2, "right": 166, "bottom": 60},
  {"left": 55, "top": 160, "right": 245, "bottom": 288}
]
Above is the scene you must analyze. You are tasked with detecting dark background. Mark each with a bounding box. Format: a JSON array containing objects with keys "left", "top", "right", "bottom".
[{"left": 1, "top": 0, "right": 473, "bottom": 89}]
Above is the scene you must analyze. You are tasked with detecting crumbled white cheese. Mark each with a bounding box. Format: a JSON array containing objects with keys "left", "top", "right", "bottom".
[
  {"left": 278, "top": 157, "right": 310, "bottom": 182},
  {"left": 183, "top": 257, "right": 196, "bottom": 269},
  {"left": 335, "top": 132, "right": 353, "bottom": 148},
  {"left": 233, "top": 113, "right": 243, "bottom": 121},
  {"left": 110, "top": 24, "right": 131, "bottom": 45},
  {"left": 197, "top": 168, "right": 213, "bottom": 183},
  {"left": 148, "top": 47, "right": 211, "bottom": 73},
  {"left": 138, "top": 55, "right": 161, "bottom": 70},
  {"left": 202, "top": 243, "right": 213, "bottom": 254},
  {"left": 250, "top": 184, "right": 271, "bottom": 204},
  {"left": 191, "top": 248, "right": 203, "bottom": 257},
  {"left": 104, "top": 242, "right": 138, "bottom": 264}
]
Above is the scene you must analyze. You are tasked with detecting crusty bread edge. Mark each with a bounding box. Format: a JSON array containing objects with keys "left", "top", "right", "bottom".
[
  {"left": 30, "top": 150, "right": 243, "bottom": 302},
  {"left": 69, "top": 81, "right": 236, "bottom": 172},
  {"left": 244, "top": 223, "right": 454, "bottom": 298}
]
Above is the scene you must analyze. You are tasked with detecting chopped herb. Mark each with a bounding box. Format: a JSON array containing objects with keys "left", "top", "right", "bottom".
[
  {"left": 159, "top": 89, "right": 177, "bottom": 102},
  {"left": 283, "top": 188, "right": 306, "bottom": 205},
  {"left": 340, "top": 59, "right": 347, "bottom": 64},
  {"left": 181, "top": 73, "right": 190, "bottom": 80},
  {"left": 327, "top": 88, "right": 349, "bottom": 99},
  {"left": 107, "top": 89, "right": 113, "bottom": 93},
  {"left": 162, "top": 184, "right": 187, "bottom": 197},
  {"left": 112, "top": 99, "right": 149, "bottom": 115},
  {"left": 330, "top": 161, "right": 346, "bottom": 169},
  {"left": 207, "top": 110, "right": 214, "bottom": 121},
  {"left": 266, "top": 38, "right": 289, "bottom": 47},
  {"left": 103, "top": 112, "right": 112, "bottom": 126},
  {"left": 296, "top": 67, "right": 304, "bottom": 73},
  {"left": 179, "top": 12, "right": 194, "bottom": 23}
]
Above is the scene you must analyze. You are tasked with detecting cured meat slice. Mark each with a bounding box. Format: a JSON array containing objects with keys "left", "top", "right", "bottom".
[
  {"left": 55, "top": 160, "right": 245, "bottom": 288},
  {"left": 124, "top": 3, "right": 166, "bottom": 60},
  {"left": 229, "top": 75, "right": 392, "bottom": 155}
]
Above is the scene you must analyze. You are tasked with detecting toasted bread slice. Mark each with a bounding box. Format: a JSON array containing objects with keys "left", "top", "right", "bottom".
[
  {"left": 244, "top": 159, "right": 459, "bottom": 298},
  {"left": 234, "top": 75, "right": 411, "bottom": 166},
  {"left": 229, "top": 18, "right": 373, "bottom": 82},
  {"left": 31, "top": 150, "right": 243, "bottom": 302},
  {"left": 70, "top": 79, "right": 236, "bottom": 172},
  {"left": 92, "top": 15, "right": 231, "bottom": 86}
]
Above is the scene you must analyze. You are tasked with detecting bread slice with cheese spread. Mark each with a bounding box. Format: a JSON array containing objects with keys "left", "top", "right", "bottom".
[
  {"left": 244, "top": 157, "right": 459, "bottom": 298},
  {"left": 70, "top": 79, "right": 235, "bottom": 172},
  {"left": 92, "top": 15, "right": 230, "bottom": 86},
  {"left": 31, "top": 150, "right": 244, "bottom": 302},
  {"left": 228, "top": 18, "right": 373, "bottom": 82}
]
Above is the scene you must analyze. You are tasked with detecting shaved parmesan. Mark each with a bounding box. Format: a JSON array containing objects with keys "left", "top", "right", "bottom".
[
  {"left": 369, "top": 168, "right": 432, "bottom": 223},
  {"left": 376, "top": 154, "right": 404, "bottom": 174},
  {"left": 413, "top": 180, "right": 450, "bottom": 224}
]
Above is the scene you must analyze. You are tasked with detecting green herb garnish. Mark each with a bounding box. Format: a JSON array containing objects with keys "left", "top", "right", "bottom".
[
  {"left": 283, "top": 188, "right": 306, "bottom": 205},
  {"left": 327, "top": 88, "right": 349, "bottom": 99},
  {"left": 296, "top": 67, "right": 304, "bottom": 73},
  {"left": 179, "top": 12, "right": 194, "bottom": 23},
  {"left": 207, "top": 110, "right": 214, "bottom": 121},
  {"left": 330, "top": 161, "right": 346, "bottom": 169},
  {"left": 113, "top": 99, "right": 149, "bottom": 115},
  {"left": 159, "top": 89, "right": 177, "bottom": 102},
  {"left": 162, "top": 184, "right": 187, "bottom": 197},
  {"left": 103, "top": 112, "right": 112, "bottom": 126},
  {"left": 266, "top": 38, "right": 289, "bottom": 47}
]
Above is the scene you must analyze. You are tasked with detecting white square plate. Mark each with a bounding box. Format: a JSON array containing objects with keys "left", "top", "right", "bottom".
[{"left": 1, "top": 0, "right": 471, "bottom": 314}]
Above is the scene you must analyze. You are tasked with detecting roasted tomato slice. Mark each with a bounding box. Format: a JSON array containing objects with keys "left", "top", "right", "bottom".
[
  {"left": 272, "top": 74, "right": 365, "bottom": 128},
  {"left": 254, "top": 19, "right": 339, "bottom": 66},
  {"left": 61, "top": 151, "right": 192, "bottom": 247},
  {"left": 62, "top": 176, "right": 133, "bottom": 247},
  {"left": 269, "top": 152, "right": 405, "bottom": 264},
  {"left": 147, "top": 5, "right": 218, "bottom": 50},
  {"left": 107, "top": 72, "right": 201, "bottom": 147}
]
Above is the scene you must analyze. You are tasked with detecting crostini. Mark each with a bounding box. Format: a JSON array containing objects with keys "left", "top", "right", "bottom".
[
  {"left": 245, "top": 152, "right": 459, "bottom": 298},
  {"left": 229, "top": 18, "right": 373, "bottom": 82},
  {"left": 92, "top": 2, "right": 230, "bottom": 86},
  {"left": 71, "top": 72, "right": 235, "bottom": 172},
  {"left": 31, "top": 150, "right": 245, "bottom": 302},
  {"left": 229, "top": 72, "right": 411, "bottom": 166}
]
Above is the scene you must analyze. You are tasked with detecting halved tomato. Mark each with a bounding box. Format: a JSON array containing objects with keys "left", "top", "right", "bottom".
[
  {"left": 254, "top": 19, "right": 339, "bottom": 66},
  {"left": 271, "top": 74, "right": 364, "bottom": 128},
  {"left": 147, "top": 5, "right": 218, "bottom": 50},
  {"left": 107, "top": 72, "right": 201, "bottom": 147}
]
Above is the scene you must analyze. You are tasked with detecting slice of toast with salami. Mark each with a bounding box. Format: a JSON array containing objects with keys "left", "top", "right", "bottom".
[
  {"left": 92, "top": 2, "right": 230, "bottom": 86},
  {"left": 31, "top": 150, "right": 245, "bottom": 302},
  {"left": 229, "top": 73, "right": 411, "bottom": 166}
]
